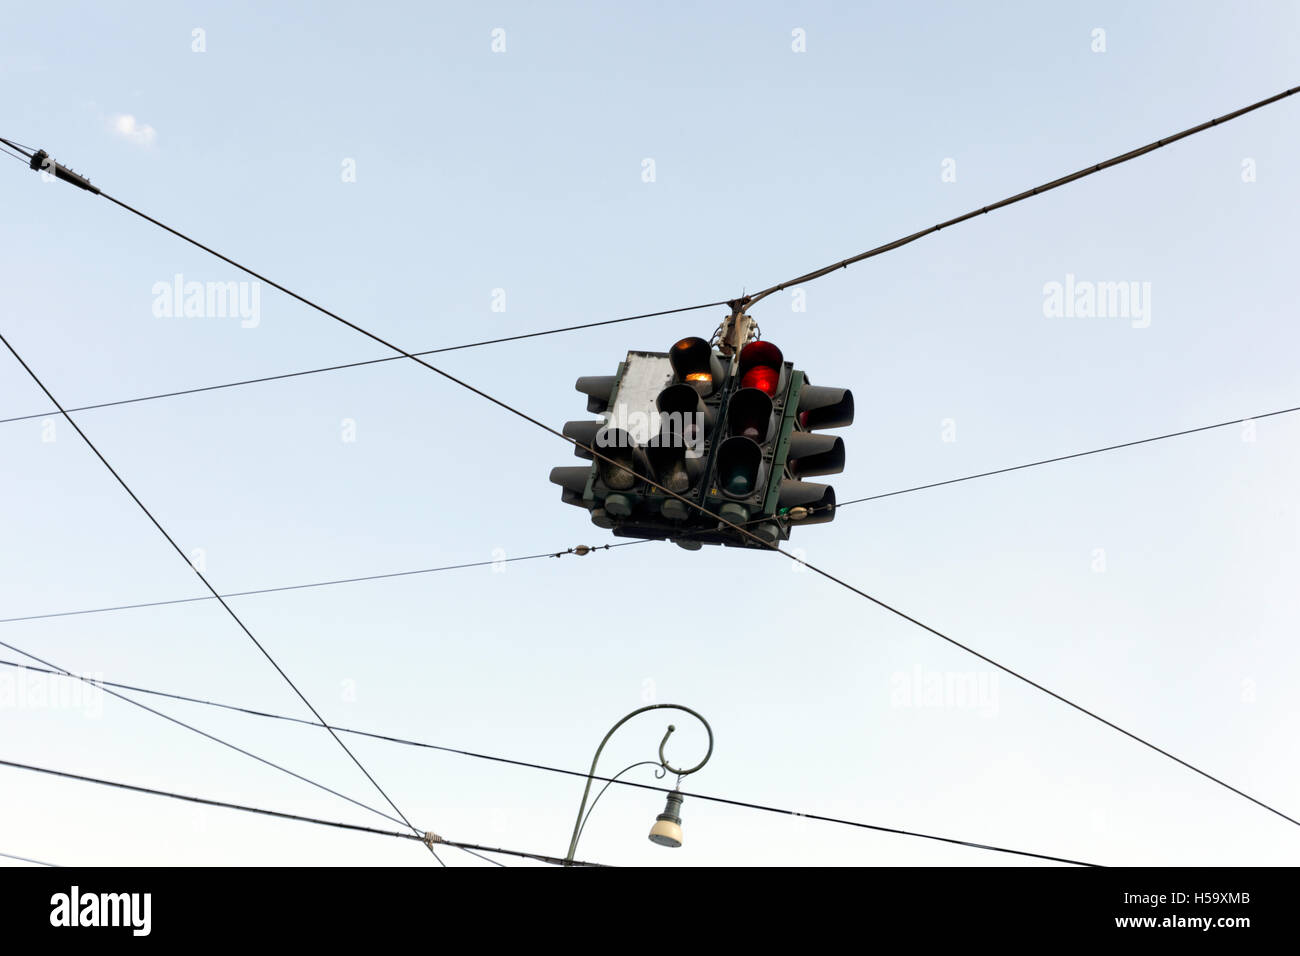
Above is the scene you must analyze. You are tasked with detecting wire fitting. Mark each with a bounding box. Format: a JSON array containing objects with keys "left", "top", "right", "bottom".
[
  {"left": 27, "top": 149, "right": 100, "bottom": 194},
  {"left": 422, "top": 831, "right": 445, "bottom": 849},
  {"left": 552, "top": 544, "right": 611, "bottom": 558}
]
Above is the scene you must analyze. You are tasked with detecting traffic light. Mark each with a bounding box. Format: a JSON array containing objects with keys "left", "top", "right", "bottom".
[
  {"left": 549, "top": 333, "right": 852, "bottom": 548},
  {"left": 647, "top": 382, "right": 712, "bottom": 497},
  {"left": 696, "top": 340, "right": 782, "bottom": 545},
  {"left": 550, "top": 340, "right": 720, "bottom": 537},
  {"left": 550, "top": 374, "right": 622, "bottom": 519},
  {"left": 767, "top": 375, "right": 854, "bottom": 529}
]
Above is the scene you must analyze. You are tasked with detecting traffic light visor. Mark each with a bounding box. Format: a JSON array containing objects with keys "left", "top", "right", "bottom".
[{"left": 669, "top": 337, "right": 715, "bottom": 392}]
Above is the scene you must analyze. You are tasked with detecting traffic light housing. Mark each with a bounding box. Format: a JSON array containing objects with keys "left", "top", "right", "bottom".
[
  {"left": 549, "top": 335, "right": 853, "bottom": 549},
  {"left": 771, "top": 377, "right": 854, "bottom": 527}
]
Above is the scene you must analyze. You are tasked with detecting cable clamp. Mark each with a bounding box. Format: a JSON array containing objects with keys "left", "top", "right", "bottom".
[
  {"left": 422, "top": 831, "right": 445, "bottom": 849},
  {"left": 27, "top": 149, "right": 101, "bottom": 194}
]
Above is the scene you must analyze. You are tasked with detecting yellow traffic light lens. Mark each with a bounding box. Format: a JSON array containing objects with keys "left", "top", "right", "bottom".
[{"left": 670, "top": 337, "right": 715, "bottom": 393}]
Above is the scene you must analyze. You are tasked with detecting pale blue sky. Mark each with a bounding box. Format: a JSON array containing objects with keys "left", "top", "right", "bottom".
[{"left": 1, "top": 1, "right": 1298, "bottom": 866}]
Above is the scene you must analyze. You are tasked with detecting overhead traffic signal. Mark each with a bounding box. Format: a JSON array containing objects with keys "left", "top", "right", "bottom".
[
  {"left": 771, "top": 378, "right": 854, "bottom": 527},
  {"left": 549, "top": 331, "right": 852, "bottom": 549}
]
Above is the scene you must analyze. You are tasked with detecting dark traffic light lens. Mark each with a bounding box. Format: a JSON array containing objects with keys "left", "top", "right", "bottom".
[
  {"left": 726, "top": 387, "right": 773, "bottom": 442},
  {"left": 724, "top": 471, "right": 753, "bottom": 495},
  {"left": 595, "top": 427, "right": 640, "bottom": 490},
  {"left": 715, "top": 436, "right": 762, "bottom": 499}
]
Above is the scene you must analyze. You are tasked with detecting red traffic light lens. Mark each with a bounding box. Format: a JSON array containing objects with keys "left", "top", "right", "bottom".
[
  {"left": 738, "top": 341, "right": 783, "bottom": 397},
  {"left": 740, "top": 365, "right": 780, "bottom": 396},
  {"left": 738, "top": 340, "right": 783, "bottom": 370}
]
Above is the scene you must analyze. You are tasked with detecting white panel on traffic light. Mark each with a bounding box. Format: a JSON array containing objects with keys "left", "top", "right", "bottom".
[{"left": 604, "top": 352, "right": 678, "bottom": 451}]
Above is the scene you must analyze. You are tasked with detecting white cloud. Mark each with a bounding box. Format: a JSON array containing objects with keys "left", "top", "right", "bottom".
[{"left": 111, "top": 113, "right": 156, "bottom": 146}]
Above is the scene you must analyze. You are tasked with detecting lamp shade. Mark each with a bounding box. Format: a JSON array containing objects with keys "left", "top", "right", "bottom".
[{"left": 648, "top": 791, "right": 685, "bottom": 848}]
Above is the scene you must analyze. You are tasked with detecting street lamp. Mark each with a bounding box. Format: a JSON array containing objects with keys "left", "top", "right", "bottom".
[
  {"left": 648, "top": 790, "right": 685, "bottom": 847},
  {"left": 564, "top": 704, "right": 713, "bottom": 864}
]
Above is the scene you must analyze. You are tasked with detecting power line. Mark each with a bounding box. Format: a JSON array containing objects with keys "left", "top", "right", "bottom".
[
  {"left": 802, "top": 563, "right": 1300, "bottom": 829},
  {"left": 72, "top": 186, "right": 769, "bottom": 616},
  {"left": 0, "top": 137, "right": 36, "bottom": 164},
  {"left": 0, "top": 541, "right": 646, "bottom": 626},
  {"left": 0, "top": 757, "right": 605, "bottom": 867},
  {"left": 0, "top": 331, "right": 428, "bottom": 852},
  {"left": 741, "top": 84, "right": 1300, "bottom": 308},
  {"left": 0, "top": 639, "right": 407, "bottom": 828},
  {"left": 449, "top": 844, "right": 507, "bottom": 867},
  {"left": 427, "top": 839, "right": 596, "bottom": 867},
  {"left": 13, "top": 89, "right": 1298, "bottom": 833},
  {"left": 0, "top": 658, "right": 1097, "bottom": 866},
  {"left": 836, "top": 404, "right": 1300, "bottom": 508},
  {"left": 80, "top": 178, "right": 1300, "bottom": 834},
  {"left": 0, "top": 850, "right": 59, "bottom": 867},
  {"left": 5, "top": 87, "right": 1293, "bottom": 427},
  {"left": 7, "top": 396, "right": 1295, "bottom": 630},
  {"left": 0, "top": 303, "right": 730, "bottom": 428},
  {"left": 8, "top": 397, "right": 1295, "bottom": 628},
  {"left": 0, "top": 137, "right": 36, "bottom": 157}
]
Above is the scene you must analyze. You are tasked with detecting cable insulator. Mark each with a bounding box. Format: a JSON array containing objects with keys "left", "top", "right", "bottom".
[{"left": 28, "top": 149, "right": 100, "bottom": 194}]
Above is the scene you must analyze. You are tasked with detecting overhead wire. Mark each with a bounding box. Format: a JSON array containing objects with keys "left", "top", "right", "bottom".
[
  {"left": 0, "top": 850, "right": 59, "bottom": 867},
  {"left": 0, "top": 302, "right": 731, "bottom": 428},
  {"left": 0, "top": 638, "right": 408, "bottom": 828},
  {"left": 835, "top": 404, "right": 1300, "bottom": 508},
  {"left": 41, "top": 151, "right": 1297, "bottom": 832},
  {"left": 452, "top": 844, "right": 508, "bottom": 867},
  {"left": 0, "top": 541, "right": 648, "bottom": 627},
  {"left": 741, "top": 84, "right": 1300, "bottom": 309},
  {"left": 0, "top": 757, "right": 605, "bottom": 866},
  {"left": 6, "top": 398, "right": 1297, "bottom": 627},
  {"left": 0, "top": 657, "right": 1100, "bottom": 866},
  {"left": 0, "top": 136, "right": 35, "bottom": 157},
  {"left": 7, "top": 85, "right": 1298, "bottom": 845},
  {"left": 2, "top": 80, "right": 1292, "bottom": 426},
  {"left": 0, "top": 331, "right": 431, "bottom": 856}
]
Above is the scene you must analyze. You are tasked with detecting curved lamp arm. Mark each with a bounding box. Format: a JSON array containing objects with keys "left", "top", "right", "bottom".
[
  {"left": 564, "top": 703, "right": 713, "bottom": 864},
  {"left": 575, "top": 760, "right": 666, "bottom": 848}
]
